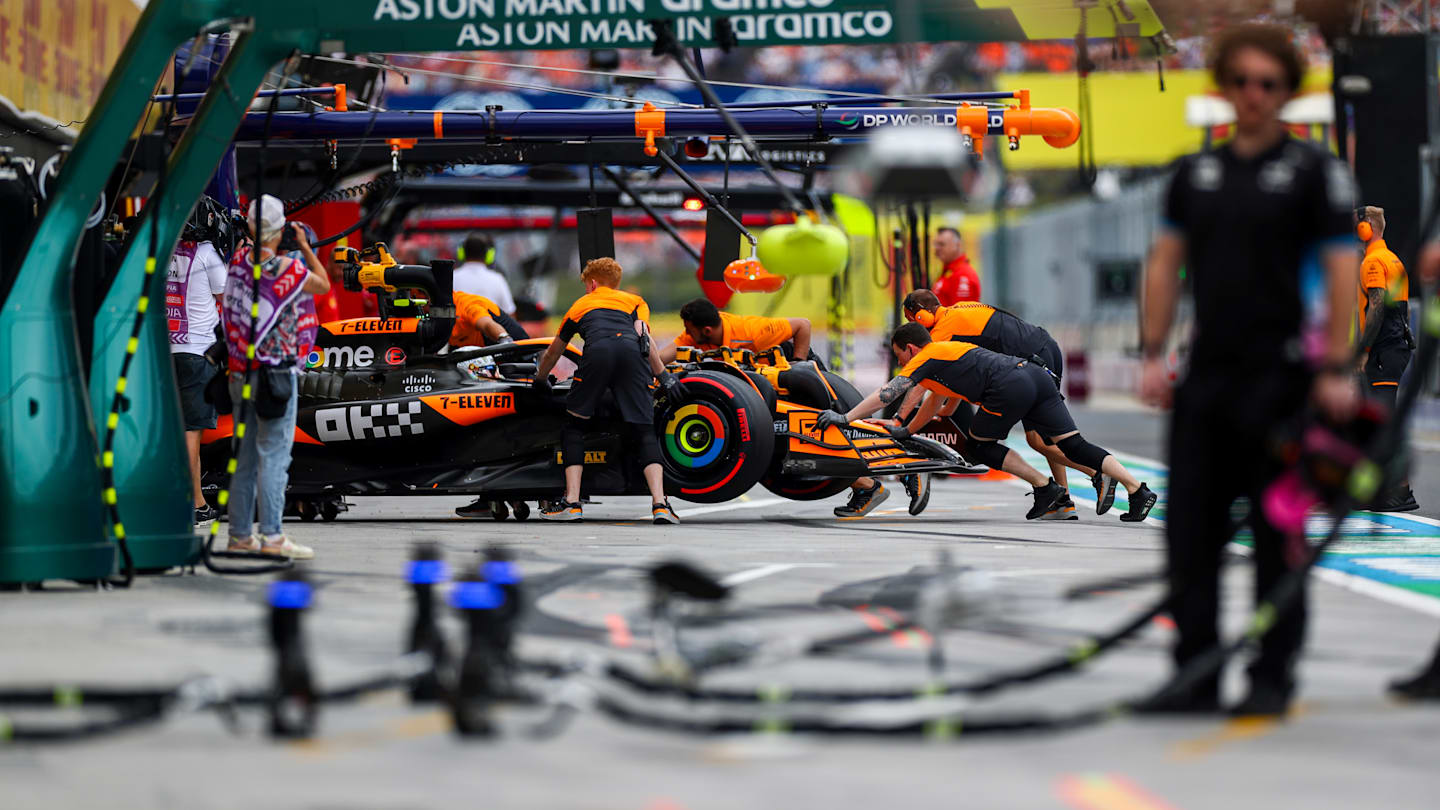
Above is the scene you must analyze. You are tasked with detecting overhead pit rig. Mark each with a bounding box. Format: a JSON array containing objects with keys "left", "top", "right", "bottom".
[{"left": 0, "top": 0, "right": 1160, "bottom": 585}]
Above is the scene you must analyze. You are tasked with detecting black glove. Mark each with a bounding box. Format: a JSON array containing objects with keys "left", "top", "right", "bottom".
[
  {"left": 656, "top": 371, "right": 687, "bottom": 400},
  {"left": 815, "top": 409, "right": 848, "bottom": 431},
  {"left": 531, "top": 375, "right": 553, "bottom": 395},
  {"left": 885, "top": 424, "right": 911, "bottom": 440}
]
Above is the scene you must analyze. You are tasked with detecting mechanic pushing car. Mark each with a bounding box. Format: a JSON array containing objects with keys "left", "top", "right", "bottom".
[
  {"left": 817, "top": 323, "right": 1157, "bottom": 523},
  {"left": 532, "top": 257, "right": 687, "bottom": 524},
  {"left": 903, "top": 289, "right": 1094, "bottom": 520}
]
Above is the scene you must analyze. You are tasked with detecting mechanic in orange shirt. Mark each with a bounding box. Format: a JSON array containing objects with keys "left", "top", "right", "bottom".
[
  {"left": 1355, "top": 206, "right": 1418, "bottom": 511},
  {"left": 902, "top": 291, "right": 1096, "bottom": 519},
  {"left": 815, "top": 323, "right": 1156, "bottom": 523},
  {"left": 660, "top": 298, "right": 813, "bottom": 363},
  {"left": 533, "top": 258, "right": 685, "bottom": 524},
  {"left": 931, "top": 227, "right": 980, "bottom": 306},
  {"left": 448, "top": 290, "right": 530, "bottom": 349}
]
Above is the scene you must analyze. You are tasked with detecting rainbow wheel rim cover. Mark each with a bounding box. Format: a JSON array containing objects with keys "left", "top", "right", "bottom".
[{"left": 664, "top": 403, "right": 727, "bottom": 468}]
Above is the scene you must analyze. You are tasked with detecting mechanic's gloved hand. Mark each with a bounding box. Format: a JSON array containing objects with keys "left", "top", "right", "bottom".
[
  {"left": 656, "top": 371, "right": 687, "bottom": 400},
  {"left": 495, "top": 334, "right": 515, "bottom": 344},
  {"left": 814, "top": 409, "right": 848, "bottom": 431},
  {"left": 531, "top": 375, "right": 553, "bottom": 395},
  {"left": 885, "top": 424, "right": 911, "bottom": 440}
]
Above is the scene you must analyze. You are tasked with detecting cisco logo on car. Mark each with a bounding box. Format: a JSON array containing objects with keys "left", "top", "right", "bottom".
[{"left": 401, "top": 373, "right": 434, "bottom": 394}]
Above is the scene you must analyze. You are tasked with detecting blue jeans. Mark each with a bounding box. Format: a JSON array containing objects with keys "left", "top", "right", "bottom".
[{"left": 227, "top": 374, "right": 297, "bottom": 538}]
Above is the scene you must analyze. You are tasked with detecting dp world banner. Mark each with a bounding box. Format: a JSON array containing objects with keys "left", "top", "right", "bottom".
[{"left": 361, "top": 0, "right": 1166, "bottom": 51}]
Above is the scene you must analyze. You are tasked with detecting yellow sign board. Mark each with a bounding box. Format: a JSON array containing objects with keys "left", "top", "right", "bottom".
[
  {"left": 996, "top": 68, "right": 1336, "bottom": 170},
  {"left": 0, "top": 0, "right": 141, "bottom": 134}
]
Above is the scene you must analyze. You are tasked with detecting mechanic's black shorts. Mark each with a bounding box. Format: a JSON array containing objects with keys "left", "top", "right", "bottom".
[
  {"left": 568, "top": 337, "right": 653, "bottom": 424},
  {"left": 173, "top": 352, "right": 218, "bottom": 431},
  {"left": 969, "top": 362, "right": 1076, "bottom": 442},
  {"left": 1031, "top": 335, "right": 1063, "bottom": 387},
  {"left": 1365, "top": 342, "right": 1411, "bottom": 386}
]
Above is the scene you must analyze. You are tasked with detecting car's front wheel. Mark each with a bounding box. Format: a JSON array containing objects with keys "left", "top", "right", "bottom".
[{"left": 655, "top": 370, "right": 775, "bottom": 504}]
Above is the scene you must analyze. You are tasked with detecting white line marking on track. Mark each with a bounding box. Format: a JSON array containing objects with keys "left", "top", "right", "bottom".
[
  {"left": 721, "top": 563, "right": 835, "bottom": 587},
  {"left": 675, "top": 498, "right": 789, "bottom": 519}
]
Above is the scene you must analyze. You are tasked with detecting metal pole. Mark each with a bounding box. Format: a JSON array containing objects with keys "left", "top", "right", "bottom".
[
  {"left": 653, "top": 150, "right": 755, "bottom": 245},
  {"left": 659, "top": 35, "right": 808, "bottom": 213}
]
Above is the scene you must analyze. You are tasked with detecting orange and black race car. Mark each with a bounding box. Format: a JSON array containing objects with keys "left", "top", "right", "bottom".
[{"left": 200, "top": 247, "right": 972, "bottom": 520}]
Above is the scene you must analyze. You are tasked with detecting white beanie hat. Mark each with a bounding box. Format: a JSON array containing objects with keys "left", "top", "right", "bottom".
[{"left": 248, "top": 194, "right": 286, "bottom": 242}]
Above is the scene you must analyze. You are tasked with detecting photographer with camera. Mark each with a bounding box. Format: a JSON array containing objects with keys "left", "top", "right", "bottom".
[
  {"left": 169, "top": 198, "right": 229, "bottom": 524},
  {"left": 221, "top": 195, "right": 330, "bottom": 559}
]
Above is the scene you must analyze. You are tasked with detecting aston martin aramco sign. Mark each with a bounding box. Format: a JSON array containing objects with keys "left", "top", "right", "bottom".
[{"left": 363, "top": 0, "right": 1166, "bottom": 50}]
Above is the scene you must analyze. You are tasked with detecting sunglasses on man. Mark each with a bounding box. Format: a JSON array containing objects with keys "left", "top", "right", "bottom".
[{"left": 1226, "top": 73, "right": 1286, "bottom": 93}]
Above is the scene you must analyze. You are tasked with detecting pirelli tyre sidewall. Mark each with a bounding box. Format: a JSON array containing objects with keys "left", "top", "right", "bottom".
[
  {"left": 762, "top": 370, "right": 864, "bottom": 501},
  {"left": 656, "top": 370, "right": 775, "bottom": 503}
]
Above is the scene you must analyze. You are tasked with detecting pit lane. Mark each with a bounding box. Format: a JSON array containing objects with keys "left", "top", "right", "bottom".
[{"left": 5, "top": 408, "right": 1438, "bottom": 809}]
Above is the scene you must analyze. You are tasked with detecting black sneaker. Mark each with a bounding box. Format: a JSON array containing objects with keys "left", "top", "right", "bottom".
[
  {"left": 652, "top": 501, "right": 680, "bottom": 525},
  {"left": 540, "top": 501, "right": 583, "bottom": 521},
  {"left": 1132, "top": 688, "right": 1222, "bottom": 716},
  {"left": 1372, "top": 486, "right": 1420, "bottom": 513},
  {"left": 455, "top": 499, "right": 493, "bottom": 519},
  {"left": 1092, "top": 472, "right": 1117, "bottom": 515},
  {"left": 1039, "top": 493, "right": 1079, "bottom": 521},
  {"left": 193, "top": 504, "right": 220, "bottom": 525},
  {"left": 1229, "top": 679, "right": 1294, "bottom": 717},
  {"left": 834, "top": 482, "right": 889, "bottom": 517},
  {"left": 902, "top": 474, "right": 931, "bottom": 516},
  {"left": 1026, "top": 479, "right": 1067, "bottom": 520},
  {"left": 1388, "top": 665, "right": 1440, "bottom": 701},
  {"left": 1120, "top": 484, "right": 1158, "bottom": 522}
]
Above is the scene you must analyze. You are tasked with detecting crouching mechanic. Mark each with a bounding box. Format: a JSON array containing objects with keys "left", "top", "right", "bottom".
[
  {"left": 533, "top": 257, "right": 686, "bottom": 524},
  {"left": 660, "top": 297, "right": 923, "bottom": 518},
  {"left": 903, "top": 290, "right": 1099, "bottom": 519},
  {"left": 817, "top": 323, "right": 1157, "bottom": 522},
  {"left": 660, "top": 297, "right": 814, "bottom": 363}
]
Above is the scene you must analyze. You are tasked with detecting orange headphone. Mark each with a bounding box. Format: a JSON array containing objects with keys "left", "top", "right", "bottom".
[
  {"left": 1355, "top": 207, "right": 1373, "bottom": 242},
  {"left": 905, "top": 303, "right": 937, "bottom": 328}
]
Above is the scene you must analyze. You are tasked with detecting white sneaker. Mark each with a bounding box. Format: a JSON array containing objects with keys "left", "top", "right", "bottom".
[
  {"left": 227, "top": 535, "right": 261, "bottom": 552},
  {"left": 260, "top": 534, "right": 315, "bottom": 560}
]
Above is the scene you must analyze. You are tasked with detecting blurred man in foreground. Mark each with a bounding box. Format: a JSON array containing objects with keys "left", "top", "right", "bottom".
[{"left": 1140, "top": 25, "right": 1358, "bottom": 717}]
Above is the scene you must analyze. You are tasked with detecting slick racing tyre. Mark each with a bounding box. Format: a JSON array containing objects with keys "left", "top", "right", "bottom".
[
  {"left": 656, "top": 370, "right": 774, "bottom": 504},
  {"left": 762, "top": 370, "right": 864, "bottom": 501}
]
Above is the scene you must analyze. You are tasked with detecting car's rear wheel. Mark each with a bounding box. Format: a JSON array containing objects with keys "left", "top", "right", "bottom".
[
  {"left": 656, "top": 370, "right": 775, "bottom": 504},
  {"left": 762, "top": 370, "right": 864, "bottom": 501}
]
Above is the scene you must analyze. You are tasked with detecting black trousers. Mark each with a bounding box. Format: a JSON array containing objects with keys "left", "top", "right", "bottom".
[{"left": 1166, "top": 364, "right": 1312, "bottom": 694}]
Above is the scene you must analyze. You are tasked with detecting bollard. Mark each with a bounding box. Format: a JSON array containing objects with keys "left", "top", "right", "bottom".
[
  {"left": 406, "top": 543, "right": 450, "bottom": 703},
  {"left": 267, "top": 570, "right": 317, "bottom": 739},
  {"left": 481, "top": 545, "right": 522, "bottom": 653},
  {"left": 449, "top": 576, "right": 509, "bottom": 737}
]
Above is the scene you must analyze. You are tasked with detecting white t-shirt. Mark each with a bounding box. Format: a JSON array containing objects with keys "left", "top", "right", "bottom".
[
  {"left": 451, "top": 261, "right": 516, "bottom": 314},
  {"left": 166, "top": 241, "right": 227, "bottom": 355}
]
